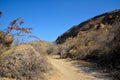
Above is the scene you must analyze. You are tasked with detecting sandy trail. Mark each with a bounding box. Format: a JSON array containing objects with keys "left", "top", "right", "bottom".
[{"left": 47, "top": 57, "right": 102, "bottom": 80}]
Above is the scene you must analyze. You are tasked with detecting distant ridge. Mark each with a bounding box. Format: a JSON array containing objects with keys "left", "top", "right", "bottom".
[{"left": 56, "top": 9, "right": 120, "bottom": 44}]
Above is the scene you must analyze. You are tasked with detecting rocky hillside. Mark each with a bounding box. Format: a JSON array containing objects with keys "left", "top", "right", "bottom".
[
  {"left": 55, "top": 9, "right": 120, "bottom": 67},
  {"left": 56, "top": 9, "right": 120, "bottom": 44}
]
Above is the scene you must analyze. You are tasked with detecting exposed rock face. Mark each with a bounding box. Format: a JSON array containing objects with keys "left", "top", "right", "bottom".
[
  {"left": 56, "top": 9, "right": 120, "bottom": 44},
  {"left": 55, "top": 9, "right": 120, "bottom": 67},
  {"left": 0, "top": 30, "right": 13, "bottom": 47},
  {"left": 0, "top": 44, "right": 50, "bottom": 80}
]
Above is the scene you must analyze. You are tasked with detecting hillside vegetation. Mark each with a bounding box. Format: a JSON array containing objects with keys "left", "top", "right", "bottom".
[
  {"left": 0, "top": 44, "right": 52, "bottom": 80},
  {"left": 55, "top": 9, "right": 120, "bottom": 66},
  {"left": 0, "top": 37, "right": 53, "bottom": 80}
]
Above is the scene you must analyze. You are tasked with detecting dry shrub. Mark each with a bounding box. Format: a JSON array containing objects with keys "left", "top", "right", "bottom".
[{"left": 0, "top": 44, "right": 50, "bottom": 80}]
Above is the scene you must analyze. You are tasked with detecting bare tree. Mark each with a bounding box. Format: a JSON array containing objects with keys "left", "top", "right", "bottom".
[{"left": 0, "top": 10, "right": 32, "bottom": 45}]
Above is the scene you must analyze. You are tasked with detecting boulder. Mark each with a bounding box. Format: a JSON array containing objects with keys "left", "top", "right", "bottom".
[{"left": 0, "top": 30, "right": 13, "bottom": 47}]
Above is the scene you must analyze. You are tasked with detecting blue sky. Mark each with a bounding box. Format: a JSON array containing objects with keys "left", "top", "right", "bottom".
[{"left": 0, "top": 0, "right": 120, "bottom": 41}]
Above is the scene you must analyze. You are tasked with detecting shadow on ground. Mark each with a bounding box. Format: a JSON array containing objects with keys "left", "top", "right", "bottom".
[{"left": 71, "top": 60, "right": 120, "bottom": 80}]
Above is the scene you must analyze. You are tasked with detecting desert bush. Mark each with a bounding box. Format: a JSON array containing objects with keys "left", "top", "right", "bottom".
[
  {"left": 0, "top": 44, "right": 50, "bottom": 80},
  {"left": 28, "top": 40, "right": 49, "bottom": 56},
  {"left": 46, "top": 42, "right": 59, "bottom": 55}
]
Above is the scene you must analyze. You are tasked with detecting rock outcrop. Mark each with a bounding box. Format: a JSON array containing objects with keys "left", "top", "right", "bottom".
[
  {"left": 55, "top": 9, "right": 120, "bottom": 68},
  {"left": 56, "top": 9, "right": 120, "bottom": 44},
  {"left": 0, "top": 30, "right": 13, "bottom": 47}
]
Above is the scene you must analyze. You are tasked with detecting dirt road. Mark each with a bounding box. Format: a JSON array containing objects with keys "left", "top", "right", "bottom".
[{"left": 47, "top": 57, "right": 102, "bottom": 80}]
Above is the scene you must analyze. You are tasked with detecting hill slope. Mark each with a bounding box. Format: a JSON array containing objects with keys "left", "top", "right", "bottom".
[
  {"left": 56, "top": 9, "right": 120, "bottom": 44},
  {"left": 55, "top": 9, "right": 120, "bottom": 68},
  {"left": 54, "top": 9, "right": 120, "bottom": 80}
]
